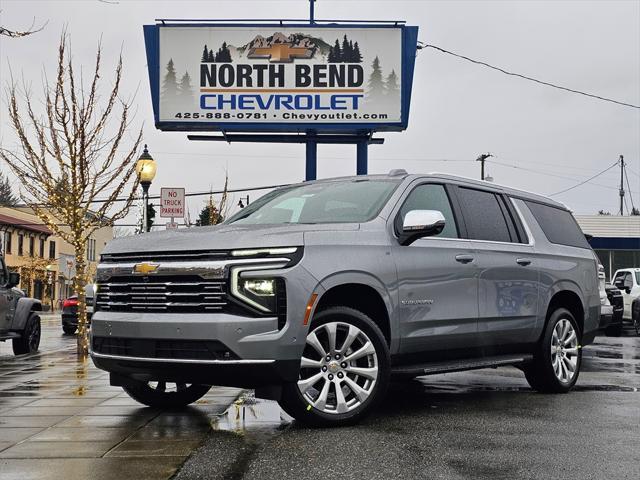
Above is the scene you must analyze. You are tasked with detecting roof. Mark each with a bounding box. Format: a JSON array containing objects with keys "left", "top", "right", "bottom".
[
  {"left": 0, "top": 212, "right": 52, "bottom": 235},
  {"left": 575, "top": 215, "right": 640, "bottom": 238},
  {"left": 309, "top": 171, "right": 566, "bottom": 209}
]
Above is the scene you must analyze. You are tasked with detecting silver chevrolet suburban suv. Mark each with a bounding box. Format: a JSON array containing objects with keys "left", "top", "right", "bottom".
[{"left": 90, "top": 171, "right": 599, "bottom": 426}]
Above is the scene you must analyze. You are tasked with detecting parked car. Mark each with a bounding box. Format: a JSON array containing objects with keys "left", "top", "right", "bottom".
[
  {"left": 612, "top": 268, "right": 640, "bottom": 321},
  {"left": 90, "top": 171, "right": 600, "bottom": 427},
  {"left": 0, "top": 256, "right": 42, "bottom": 355},
  {"left": 62, "top": 284, "right": 95, "bottom": 335},
  {"left": 603, "top": 284, "right": 624, "bottom": 336}
]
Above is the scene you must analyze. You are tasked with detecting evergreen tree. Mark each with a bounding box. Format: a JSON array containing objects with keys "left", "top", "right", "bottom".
[
  {"left": 327, "top": 45, "right": 336, "bottom": 63},
  {"left": 331, "top": 39, "right": 341, "bottom": 62},
  {"left": 215, "top": 42, "right": 232, "bottom": 62},
  {"left": 162, "top": 58, "right": 179, "bottom": 97},
  {"left": 349, "top": 40, "right": 355, "bottom": 62},
  {"left": 208, "top": 49, "right": 215, "bottom": 62},
  {"left": 178, "top": 71, "right": 194, "bottom": 103},
  {"left": 341, "top": 35, "right": 351, "bottom": 63},
  {"left": 201, "top": 44, "right": 210, "bottom": 62},
  {"left": 136, "top": 203, "right": 156, "bottom": 233},
  {"left": 352, "top": 41, "right": 363, "bottom": 63},
  {"left": 0, "top": 171, "right": 18, "bottom": 206},
  {"left": 367, "top": 56, "right": 386, "bottom": 100},
  {"left": 385, "top": 69, "right": 400, "bottom": 102}
]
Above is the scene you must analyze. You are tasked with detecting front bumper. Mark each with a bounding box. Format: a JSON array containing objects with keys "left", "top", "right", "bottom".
[
  {"left": 89, "top": 307, "right": 312, "bottom": 388},
  {"left": 91, "top": 352, "right": 299, "bottom": 387}
]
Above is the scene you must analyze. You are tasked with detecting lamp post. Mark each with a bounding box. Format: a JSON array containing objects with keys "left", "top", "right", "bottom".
[{"left": 135, "top": 145, "right": 157, "bottom": 233}]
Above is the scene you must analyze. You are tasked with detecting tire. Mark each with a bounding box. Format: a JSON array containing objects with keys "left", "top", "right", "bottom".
[
  {"left": 524, "top": 308, "right": 581, "bottom": 393},
  {"left": 62, "top": 325, "right": 77, "bottom": 335},
  {"left": 279, "top": 306, "right": 390, "bottom": 427},
  {"left": 12, "top": 314, "right": 41, "bottom": 355},
  {"left": 123, "top": 381, "right": 211, "bottom": 408},
  {"left": 604, "top": 323, "right": 623, "bottom": 337}
]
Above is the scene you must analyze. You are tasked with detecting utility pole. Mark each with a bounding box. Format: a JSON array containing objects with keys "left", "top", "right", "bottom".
[
  {"left": 309, "top": 0, "right": 316, "bottom": 24},
  {"left": 476, "top": 153, "right": 493, "bottom": 181},
  {"left": 619, "top": 154, "right": 625, "bottom": 215}
]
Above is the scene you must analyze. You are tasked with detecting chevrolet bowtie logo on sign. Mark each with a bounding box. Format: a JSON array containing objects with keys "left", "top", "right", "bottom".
[
  {"left": 247, "top": 43, "right": 313, "bottom": 63},
  {"left": 133, "top": 262, "right": 159, "bottom": 275}
]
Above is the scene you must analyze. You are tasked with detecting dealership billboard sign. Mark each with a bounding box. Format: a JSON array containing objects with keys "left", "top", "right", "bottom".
[{"left": 143, "top": 23, "right": 418, "bottom": 133}]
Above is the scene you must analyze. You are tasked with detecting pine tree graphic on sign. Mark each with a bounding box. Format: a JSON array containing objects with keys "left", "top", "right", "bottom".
[
  {"left": 367, "top": 56, "right": 386, "bottom": 101},
  {"left": 161, "top": 58, "right": 181, "bottom": 114},
  {"left": 162, "top": 59, "right": 179, "bottom": 97},
  {"left": 385, "top": 69, "right": 400, "bottom": 104},
  {"left": 178, "top": 71, "right": 194, "bottom": 104}
]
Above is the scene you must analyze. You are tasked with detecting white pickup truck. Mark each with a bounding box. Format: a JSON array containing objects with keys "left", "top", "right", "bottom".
[{"left": 612, "top": 268, "right": 640, "bottom": 320}]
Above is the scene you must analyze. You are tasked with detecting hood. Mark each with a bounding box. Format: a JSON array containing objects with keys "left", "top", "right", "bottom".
[{"left": 103, "top": 222, "right": 359, "bottom": 255}]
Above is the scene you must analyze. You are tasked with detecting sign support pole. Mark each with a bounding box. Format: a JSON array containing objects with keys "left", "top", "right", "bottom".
[
  {"left": 305, "top": 134, "right": 318, "bottom": 181},
  {"left": 356, "top": 139, "right": 368, "bottom": 175}
]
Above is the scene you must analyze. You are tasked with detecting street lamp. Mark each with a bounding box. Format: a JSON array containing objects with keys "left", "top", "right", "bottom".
[{"left": 136, "top": 145, "right": 157, "bottom": 233}]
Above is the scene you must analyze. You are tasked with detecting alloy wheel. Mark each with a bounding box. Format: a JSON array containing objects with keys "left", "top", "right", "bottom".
[
  {"left": 550, "top": 318, "right": 579, "bottom": 383},
  {"left": 28, "top": 319, "right": 41, "bottom": 352},
  {"left": 298, "top": 321, "right": 379, "bottom": 414}
]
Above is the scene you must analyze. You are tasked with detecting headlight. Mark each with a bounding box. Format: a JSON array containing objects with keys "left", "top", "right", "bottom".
[
  {"left": 230, "top": 267, "right": 283, "bottom": 313},
  {"left": 242, "top": 279, "right": 275, "bottom": 296}
]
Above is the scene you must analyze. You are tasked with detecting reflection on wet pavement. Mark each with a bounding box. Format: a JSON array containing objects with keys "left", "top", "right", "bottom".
[{"left": 0, "top": 314, "right": 242, "bottom": 480}]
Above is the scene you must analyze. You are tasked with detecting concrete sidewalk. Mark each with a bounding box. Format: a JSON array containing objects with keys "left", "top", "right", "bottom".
[{"left": 0, "top": 315, "right": 242, "bottom": 480}]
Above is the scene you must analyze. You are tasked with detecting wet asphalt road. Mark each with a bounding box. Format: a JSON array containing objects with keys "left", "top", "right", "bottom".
[
  {"left": 177, "top": 326, "right": 640, "bottom": 480},
  {"left": 1, "top": 317, "right": 638, "bottom": 479}
]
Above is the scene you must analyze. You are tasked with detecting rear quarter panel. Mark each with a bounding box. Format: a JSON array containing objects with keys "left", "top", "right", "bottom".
[{"left": 516, "top": 199, "right": 599, "bottom": 340}]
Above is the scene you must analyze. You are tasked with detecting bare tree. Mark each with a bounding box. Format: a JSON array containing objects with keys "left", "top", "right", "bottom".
[
  {"left": 0, "top": 32, "right": 142, "bottom": 355},
  {"left": 0, "top": 16, "right": 47, "bottom": 38}
]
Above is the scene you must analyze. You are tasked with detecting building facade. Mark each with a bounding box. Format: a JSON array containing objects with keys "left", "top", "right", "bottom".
[
  {"left": 576, "top": 215, "right": 640, "bottom": 281},
  {"left": 0, "top": 206, "right": 113, "bottom": 310}
]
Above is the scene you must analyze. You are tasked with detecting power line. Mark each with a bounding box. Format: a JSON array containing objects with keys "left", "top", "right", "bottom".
[
  {"left": 549, "top": 161, "right": 620, "bottom": 196},
  {"left": 418, "top": 43, "right": 640, "bottom": 110},
  {"left": 486, "top": 159, "right": 635, "bottom": 194},
  {"left": 624, "top": 163, "right": 637, "bottom": 212}
]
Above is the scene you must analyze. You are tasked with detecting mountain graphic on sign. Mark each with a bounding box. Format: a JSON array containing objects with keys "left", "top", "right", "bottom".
[{"left": 236, "top": 32, "right": 332, "bottom": 58}]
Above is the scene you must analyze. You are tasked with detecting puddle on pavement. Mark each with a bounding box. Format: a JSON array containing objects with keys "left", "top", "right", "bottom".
[{"left": 212, "top": 392, "right": 290, "bottom": 435}]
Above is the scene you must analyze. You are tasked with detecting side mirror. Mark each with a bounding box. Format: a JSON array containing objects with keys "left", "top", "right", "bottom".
[
  {"left": 614, "top": 280, "right": 624, "bottom": 290},
  {"left": 7, "top": 271, "right": 20, "bottom": 288},
  {"left": 399, "top": 210, "right": 446, "bottom": 246}
]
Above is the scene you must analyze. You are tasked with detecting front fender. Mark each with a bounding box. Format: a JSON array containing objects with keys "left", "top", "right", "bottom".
[
  {"left": 11, "top": 298, "right": 42, "bottom": 331},
  {"left": 316, "top": 270, "right": 398, "bottom": 353}
]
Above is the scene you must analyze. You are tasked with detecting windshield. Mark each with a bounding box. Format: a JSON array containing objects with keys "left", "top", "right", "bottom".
[{"left": 226, "top": 179, "right": 400, "bottom": 225}]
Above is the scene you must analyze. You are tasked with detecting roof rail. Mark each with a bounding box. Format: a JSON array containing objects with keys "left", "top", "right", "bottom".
[{"left": 388, "top": 169, "right": 408, "bottom": 177}]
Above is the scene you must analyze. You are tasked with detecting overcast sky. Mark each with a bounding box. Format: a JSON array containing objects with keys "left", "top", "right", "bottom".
[{"left": 1, "top": 0, "right": 639, "bottom": 228}]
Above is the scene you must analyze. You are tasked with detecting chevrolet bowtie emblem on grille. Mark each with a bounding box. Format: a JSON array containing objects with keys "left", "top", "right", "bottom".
[
  {"left": 133, "top": 262, "right": 159, "bottom": 275},
  {"left": 247, "top": 43, "right": 313, "bottom": 63}
]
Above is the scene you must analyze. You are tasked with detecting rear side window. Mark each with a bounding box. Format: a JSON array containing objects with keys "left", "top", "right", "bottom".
[
  {"left": 456, "top": 187, "right": 513, "bottom": 242},
  {"left": 525, "top": 201, "right": 590, "bottom": 249}
]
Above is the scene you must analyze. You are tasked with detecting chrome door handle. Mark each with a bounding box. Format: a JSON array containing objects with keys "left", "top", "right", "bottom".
[
  {"left": 455, "top": 254, "right": 474, "bottom": 264},
  {"left": 516, "top": 258, "right": 532, "bottom": 266}
]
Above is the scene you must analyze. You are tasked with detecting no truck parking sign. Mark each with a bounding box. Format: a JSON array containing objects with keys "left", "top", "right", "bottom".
[{"left": 160, "top": 188, "right": 185, "bottom": 218}]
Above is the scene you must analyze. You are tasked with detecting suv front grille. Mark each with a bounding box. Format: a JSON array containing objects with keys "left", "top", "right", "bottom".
[
  {"left": 96, "top": 275, "right": 227, "bottom": 313},
  {"left": 92, "top": 337, "right": 239, "bottom": 360}
]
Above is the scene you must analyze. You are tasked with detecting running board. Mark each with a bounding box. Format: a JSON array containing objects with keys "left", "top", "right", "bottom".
[{"left": 391, "top": 354, "right": 533, "bottom": 377}]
